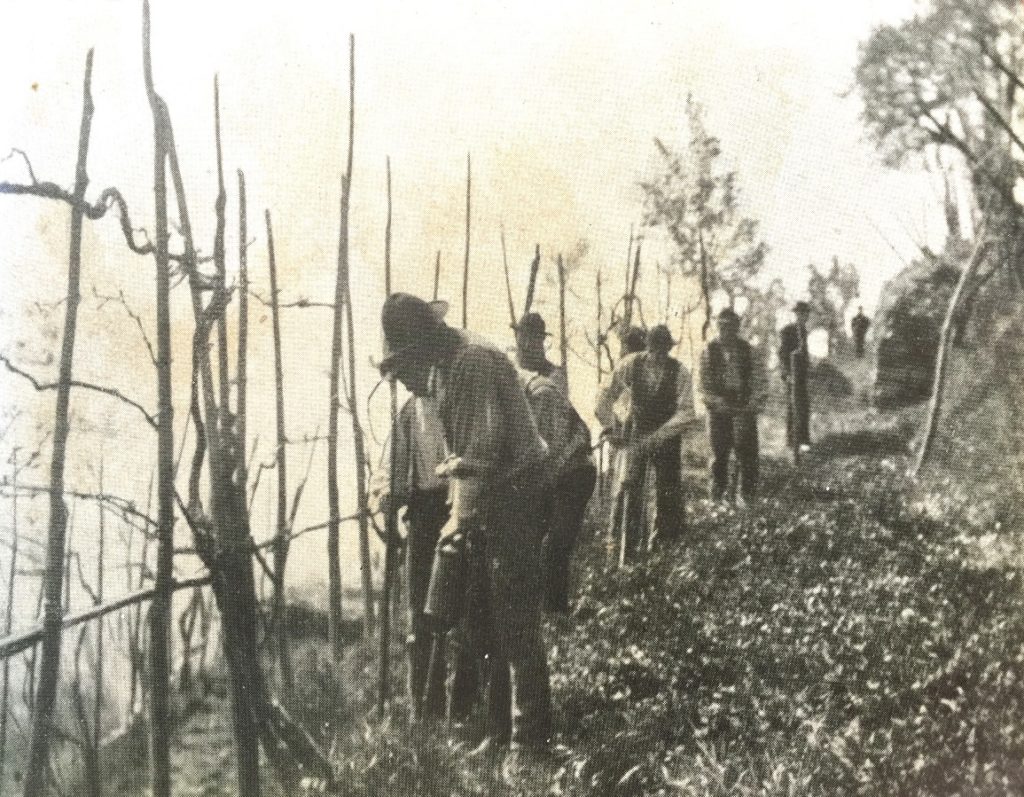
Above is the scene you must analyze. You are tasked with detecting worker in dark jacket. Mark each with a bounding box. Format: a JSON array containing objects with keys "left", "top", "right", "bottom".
[
  {"left": 779, "top": 300, "right": 812, "bottom": 457},
  {"left": 596, "top": 325, "right": 697, "bottom": 560},
  {"left": 516, "top": 314, "right": 596, "bottom": 613},
  {"left": 378, "top": 293, "right": 552, "bottom": 760},
  {"left": 699, "top": 308, "right": 767, "bottom": 502},
  {"left": 851, "top": 306, "right": 871, "bottom": 358}
]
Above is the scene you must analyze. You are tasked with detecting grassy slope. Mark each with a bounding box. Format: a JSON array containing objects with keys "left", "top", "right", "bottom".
[{"left": 95, "top": 326, "right": 1024, "bottom": 796}]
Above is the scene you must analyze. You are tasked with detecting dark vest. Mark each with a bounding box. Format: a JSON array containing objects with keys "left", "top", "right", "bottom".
[
  {"left": 631, "top": 354, "right": 680, "bottom": 435},
  {"left": 705, "top": 339, "right": 752, "bottom": 407}
]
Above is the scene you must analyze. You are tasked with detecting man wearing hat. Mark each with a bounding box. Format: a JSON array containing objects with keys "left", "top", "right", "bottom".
[
  {"left": 378, "top": 293, "right": 553, "bottom": 757},
  {"left": 596, "top": 324, "right": 697, "bottom": 559},
  {"left": 779, "top": 300, "right": 813, "bottom": 457},
  {"left": 851, "top": 306, "right": 871, "bottom": 358},
  {"left": 700, "top": 308, "right": 767, "bottom": 502},
  {"left": 515, "top": 311, "right": 568, "bottom": 395},
  {"left": 370, "top": 301, "right": 459, "bottom": 721},
  {"left": 515, "top": 312, "right": 595, "bottom": 613}
]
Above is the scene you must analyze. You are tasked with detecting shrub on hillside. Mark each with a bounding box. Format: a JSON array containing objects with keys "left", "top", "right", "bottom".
[{"left": 554, "top": 457, "right": 1024, "bottom": 794}]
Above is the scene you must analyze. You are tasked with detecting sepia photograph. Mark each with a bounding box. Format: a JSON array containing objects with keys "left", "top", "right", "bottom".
[{"left": 1, "top": 1, "right": 1023, "bottom": 794}]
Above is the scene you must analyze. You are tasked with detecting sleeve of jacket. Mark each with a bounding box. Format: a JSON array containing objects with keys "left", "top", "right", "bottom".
[
  {"left": 595, "top": 353, "right": 636, "bottom": 430},
  {"left": 443, "top": 347, "right": 506, "bottom": 477}
]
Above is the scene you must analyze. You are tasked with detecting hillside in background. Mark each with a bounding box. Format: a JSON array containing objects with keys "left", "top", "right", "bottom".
[
  {"left": 76, "top": 338, "right": 1024, "bottom": 796},
  {"left": 914, "top": 264, "right": 1024, "bottom": 526}
]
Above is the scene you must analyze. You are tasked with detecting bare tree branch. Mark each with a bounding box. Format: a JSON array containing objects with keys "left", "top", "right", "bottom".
[
  {"left": 248, "top": 289, "right": 334, "bottom": 310},
  {"left": 974, "top": 88, "right": 1024, "bottom": 155},
  {"left": 2, "top": 147, "right": 39, "bottom": 184},
  {"left": 92, "top": 286, "right": 158, "bottom": 366},
  {"left": 0, "top": 354, "right": 157, "bottom": 429},
  {"left": 2, "top": 483, "right": 158, "bottom": 530},
  {"left": 73, "top": 551, "right": 99, "bottom": 605}
]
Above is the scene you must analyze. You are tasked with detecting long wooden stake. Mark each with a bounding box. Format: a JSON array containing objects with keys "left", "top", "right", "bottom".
[
  {"left": 379, "top": 157, "right": 397, "bottom": 711},
  {"left": 0, "top": 451, "right": 17, "bottom": 790},
  {"left": 524, "top": 244, "right": 541, "bottom": 315},
  {"left": 266, "top": 209, "right": 292, "bottom": 687},
  {"left": 23, "top": 48, "right": 94, "bottom": 797},
  {"left": 327, "top": 35, "right": 356, "bottom": 659},
  {"left": 93, "top": 457, "right": 105, "bottom": 771},
  {"left": 630, "top": 241, "right": 642, "bottom": 304},
  {"left": 335, "top": 34, "right": 375, "bottom": 639},
  {"left": 63, "top": 502, "right": 73, "bottom": 615},
  {"left": 237, "top": 170, "right": 249, "bottom": 490},
  {"left": 500, "top": 224, "right": 517, "bottom": 327},
  {"left": 433, "top": 250, "right": 441, "bottom": 301},
  {"left": 622, "top": 225, "right": 634, "bottom": 329},
  {"left": 698, "top": 227, "right": 712, "bottom": 341},
  {"left": 127, "top": 474, "right": 153, "bottom": 720},
  {"left": 462, "top": 152, "right": 471, "bottom": 329},
  {"left": 213, "top": 75, "right": 230, "bottom": 420},
  {"left": 141, "top": 5, "right": 176, "bottom": 794}
]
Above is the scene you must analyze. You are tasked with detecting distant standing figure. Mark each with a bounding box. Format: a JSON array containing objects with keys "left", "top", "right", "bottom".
[
  {"left": 779, "top": 300, "right": 812, "bottom": 457},
  {"left": 699, "top": 308, "right": 767, "bottom": 502},
  {"left": 851, "top": 306, "right": 871, "bottom": 358},
  {"left": 596, "top": 325, "right": 697, "bottom": 560}
]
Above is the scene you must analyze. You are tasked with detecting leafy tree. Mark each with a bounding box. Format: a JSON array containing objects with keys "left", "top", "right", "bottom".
[
  {"left": 741, "top": 277, "right": 788, "bottom": 354},
  {"left": 642, "top": 96, "right": 768, "bottom": 339},
  {"left": 857, "top": 0, "right": 1022, "bottom": 469},
  {"left": 856, "top": 0, "right": 1024, "bottom": 274},
  {"left": 806, "top": 257, "right": 860, "bottom": 353}
]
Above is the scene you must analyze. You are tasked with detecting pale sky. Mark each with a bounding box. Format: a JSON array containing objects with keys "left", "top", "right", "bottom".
[{"left": 0, "top": 0, "right": 943, "bottom": 602}]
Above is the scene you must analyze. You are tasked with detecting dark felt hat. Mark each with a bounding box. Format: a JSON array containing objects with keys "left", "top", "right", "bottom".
[
  {"left": 516, "top": 311, "right": 551, "bottom": 337},
  {"left": 717, "top": 307, "right": 740, "bottom": 322},
  {"left": 646, "top": 324, "right": 676, "bottom": 350},
  {"left": 378, "top": 293, "right": 449, "bottom": 375},
  {"left": 793, "top": 300, "right": 811, "bottom": 313}
]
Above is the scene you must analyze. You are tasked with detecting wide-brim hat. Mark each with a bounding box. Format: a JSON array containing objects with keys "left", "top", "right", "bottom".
[
  {"left": 515, "top": 311, "right": 552, "bottom": 337},
  {"left": 378, "top": 294, "right": 450, "bottom": 375},
  {"left": 646, "top": 323, "right": 676, "bottom": 350},
  {"left": 792, "top": 300, "right": 811, "bottom": 313}
]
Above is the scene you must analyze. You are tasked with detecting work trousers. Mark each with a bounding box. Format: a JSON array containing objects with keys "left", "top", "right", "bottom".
[
  {"left": 405, "top": 489, "right": 450, "bottom": 720},
  {"left": 785, "top": 375, "right": 811, "bottom": 449},
  {"left": 456, "top": 478, "right": 552, "bottom": 748},
  {"left": 541, "top": 461, "right": 597, "bottom": 613},
  {"left": 616, "top": 436, "right": 685, "bottom": 560},
  {"left": 708, "top": 411, "right": 759, "bottom": 501}
]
